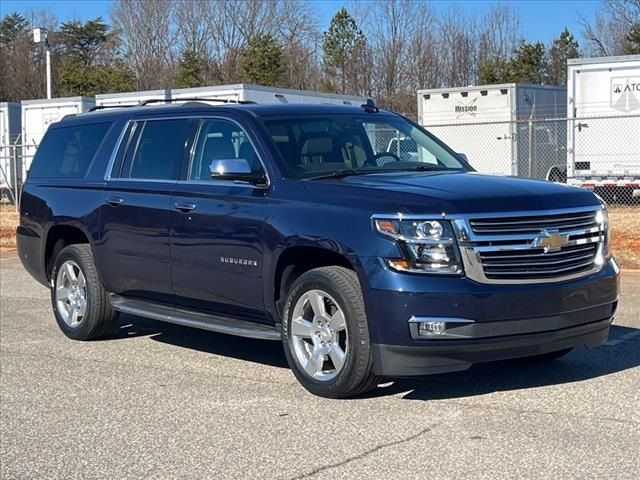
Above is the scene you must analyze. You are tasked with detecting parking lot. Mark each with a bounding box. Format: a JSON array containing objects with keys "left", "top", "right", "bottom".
[{"left": 1, "top": 251, "right": 639, "bottom": 480}]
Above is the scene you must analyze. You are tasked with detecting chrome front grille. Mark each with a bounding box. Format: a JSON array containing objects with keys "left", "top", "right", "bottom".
[
  {"left": 478, "top": 243, "right": 598, "bottom": 280},
  {"left": 453, "top": 207, "right": 607, "bottom": 284},
  {"left": 469, "top": 211, "right": 598, "bottom": 235}
]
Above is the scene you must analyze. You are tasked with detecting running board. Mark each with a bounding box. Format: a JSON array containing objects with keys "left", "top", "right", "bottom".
[{"left": 109, "top": 295, "right": 281, "bottom": 341}]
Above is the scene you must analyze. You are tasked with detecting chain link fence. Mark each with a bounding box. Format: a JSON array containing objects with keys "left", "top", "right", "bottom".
[
  {"left": 0, "top": 137, "right": 33, "bottom": 210},
  {"left": 423, "top": 114, "right": 640, "bottom": 207}
]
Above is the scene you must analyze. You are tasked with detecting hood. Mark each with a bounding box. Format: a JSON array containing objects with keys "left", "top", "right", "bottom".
[{"left": 302, "top": 171, "right": 600, "bottom": 215}]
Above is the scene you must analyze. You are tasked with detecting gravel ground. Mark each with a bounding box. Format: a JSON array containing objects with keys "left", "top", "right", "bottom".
[{"left": 1, "top": 252, "right": 639, "bottom": 480}]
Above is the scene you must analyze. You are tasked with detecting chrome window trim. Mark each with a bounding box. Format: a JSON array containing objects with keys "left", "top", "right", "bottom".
[
  {"left": 103, "top": 115, "right": 271, "bottom": 189},
  {"left": 372, "top": 205, "right": 608, "bottom": 285},
  {"left": 104, "top": 119, "right": 132, "bottom": 181}
]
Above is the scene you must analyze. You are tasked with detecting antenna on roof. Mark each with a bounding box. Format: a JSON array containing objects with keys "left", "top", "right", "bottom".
[{"left": 360, "top": 98, "right": 379, "bottom": 113}]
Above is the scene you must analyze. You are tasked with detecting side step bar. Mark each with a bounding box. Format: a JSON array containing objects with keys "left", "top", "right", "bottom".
[{"left": 109, "top": 294, "right": 281, "bottom": 341}]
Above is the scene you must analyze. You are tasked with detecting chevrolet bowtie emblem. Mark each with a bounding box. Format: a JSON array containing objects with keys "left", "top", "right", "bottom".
[{"left": 532, "top": 230, "right": 570, "bottom": 252}]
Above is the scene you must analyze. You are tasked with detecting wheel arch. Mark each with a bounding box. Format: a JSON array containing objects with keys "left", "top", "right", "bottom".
[
  {"left": 43, "top": 223, "right": 94, "bottom": 282},
  {"left": 270, "top": 244, "right": 363, "bottom": 320}
]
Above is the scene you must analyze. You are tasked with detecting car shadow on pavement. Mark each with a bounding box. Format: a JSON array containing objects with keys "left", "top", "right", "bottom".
[
  {"left": 112, "top": 315, "right": 639, "bottom": 399},
  {"left": 375, "top": 325, "right": 640, "bottom": 401},
  {"left": 115, "top": 313, "right": 289, "bottom": 368}
]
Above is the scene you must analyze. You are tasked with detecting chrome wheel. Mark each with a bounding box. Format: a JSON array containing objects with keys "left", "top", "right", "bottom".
[
  {"left": 55, "top": 260, "right": 87, "bottom": 328},
  {"left": 290, "top": 289, "right": 348, "bottom": 381}
]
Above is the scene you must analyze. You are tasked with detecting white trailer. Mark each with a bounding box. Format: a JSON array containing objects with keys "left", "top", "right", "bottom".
[
  {"left": 417, "top": 84, "right": 566, "bottom": 179},
  {"left": 170, "top": 84, "right": 366, "bottom": 106},
  {"left": 566, "top": 55, "right": 640, "bottom": 198},
  {"left": 95, "top": 89, "right": 170, "bottom": 107},
  {"left": 0, "top": 102, "right": 21, "bottom": 191},
  {"left": 21, "top": 96, "right": 95, "bottom": 178}
]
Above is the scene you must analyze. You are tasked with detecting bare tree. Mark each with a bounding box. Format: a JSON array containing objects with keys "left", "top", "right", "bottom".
[
  {"left": 276, "top": 0, "right": 322, "bottom": 90},
  {"left": 408, "top": 6, "right": 440, "bottom": 93},
  {"left": 437, "top": 6, "right": 478, "bottom": 89},
  {"left": 111, "top": 0, "right": 178, "bottom": 90},
  {"left": 581, "top": 0, "right": 640, "bottom": 56},
  {"left": 478, "top": 4, "right": 521, "bottom": 64}
]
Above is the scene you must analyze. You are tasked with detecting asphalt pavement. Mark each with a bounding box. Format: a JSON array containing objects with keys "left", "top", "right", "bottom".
[{"left": 1, "top": 251, "right": 639, "bottom": 479}]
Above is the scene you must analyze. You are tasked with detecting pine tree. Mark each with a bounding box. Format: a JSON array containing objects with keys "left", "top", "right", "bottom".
[
  {"left": 239, "top": 34, "right": 283, "bottom": 86},
  {"left": 548, "top": 28, "right": 579, "bottom": 85},
  {"left": 322, "top": 8, "right": 366, "bottom": 93},
  {"left": 508, "top": 41, "right": 547, "bottom": 84},
  {"left": 58, "top": 17, "right": 136, "bottom": 96},
  {"left": 175, "top": 49, "right": 204, "bottom": 88},
  {"left": 624, "top": 22, "right": 640, "bottom": 54}
]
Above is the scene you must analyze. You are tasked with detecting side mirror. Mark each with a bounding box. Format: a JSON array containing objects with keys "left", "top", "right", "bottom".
[
  {"left": 457, "top": 152, "right": 468, "bottom": 162},
  {"left": 209, "top": 158, "right": 266, "bottom": 185}
]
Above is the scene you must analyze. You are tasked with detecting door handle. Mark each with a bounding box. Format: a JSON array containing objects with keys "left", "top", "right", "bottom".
[
  {"left": 174, "top": 202, "right": 196, "bottom": 213},
  {"left": 105, "top": 197, "right": 124, "bottom": 206}
]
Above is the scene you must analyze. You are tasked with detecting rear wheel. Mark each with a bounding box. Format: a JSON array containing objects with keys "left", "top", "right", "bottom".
[
  {"left": 281, "top": 266, "right": 380, "bottom": 398},
  {"left": 50, "top": 244, "right": 119, "bottom": 340}
]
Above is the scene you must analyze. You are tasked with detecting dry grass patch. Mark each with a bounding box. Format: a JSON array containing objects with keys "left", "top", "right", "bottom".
[
  {"left": 0, "top": 204, "right": 19, "bottom": 248},
  {"left": 609, "top": 207, "right": 640, "bottom": 269}
]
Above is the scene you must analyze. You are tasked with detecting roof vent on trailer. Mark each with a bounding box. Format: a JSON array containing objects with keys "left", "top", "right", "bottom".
[{"left": 442, "top": 93, "right": 449, "bottom": 99}]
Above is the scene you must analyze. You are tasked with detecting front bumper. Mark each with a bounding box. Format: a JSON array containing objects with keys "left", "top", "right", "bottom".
[
  {"left": 358, "top": 257, "right": 619, "bottom": 376},
  {"left": 372, "top": 316, "right": 613, "bottom": 376}
]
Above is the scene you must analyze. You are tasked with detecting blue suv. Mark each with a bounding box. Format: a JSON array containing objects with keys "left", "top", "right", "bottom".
[{"left": 17, "top": 101, "right": 620, "bottom": 398}]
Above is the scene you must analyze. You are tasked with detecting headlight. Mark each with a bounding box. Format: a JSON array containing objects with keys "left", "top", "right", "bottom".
[{"left": 373, "top": 216, "right": 463, "bottom": 275}]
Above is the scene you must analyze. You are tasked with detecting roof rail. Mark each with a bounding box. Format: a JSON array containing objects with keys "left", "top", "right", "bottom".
[
  {"left": 138, "top": 97, "right": 256, "bottom": 106},
  {"left": 88, "top": 104, "right": 137, "bottom": 112}
]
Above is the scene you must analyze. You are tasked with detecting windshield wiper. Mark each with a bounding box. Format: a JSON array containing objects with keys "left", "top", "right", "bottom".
[{"left": 304, "top": 169, "right": 378, "bottom": 181}]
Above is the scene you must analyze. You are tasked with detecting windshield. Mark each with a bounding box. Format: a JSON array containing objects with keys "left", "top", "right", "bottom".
[{"left": 262, "top": 114, "right": 470, "bottom": 180}]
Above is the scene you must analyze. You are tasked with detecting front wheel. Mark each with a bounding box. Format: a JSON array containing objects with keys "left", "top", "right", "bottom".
[
  {"left": 281, "top": 266, "right": 380, "bottom": 398},
  {"left": 50, "top": 244, "right": 119, "bottom": 340}
]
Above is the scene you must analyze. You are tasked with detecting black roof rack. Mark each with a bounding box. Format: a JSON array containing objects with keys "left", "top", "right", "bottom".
[
  {"left": 88, "top": 97, "right": 256, "bottom": 112},
  {"left": 138, "top": 97, "right": 256, "bottom": 106},
  {"left": 88, "top": 104, "right": 137, "bottom": 112}
]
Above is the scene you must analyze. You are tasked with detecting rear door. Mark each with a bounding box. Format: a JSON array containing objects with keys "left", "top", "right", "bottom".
[
  {"left": 99, "top": 117, "right": 193, "bottom": 300},
  {"left": 169, "top": 117, "right": 272, "bottom": 319}
]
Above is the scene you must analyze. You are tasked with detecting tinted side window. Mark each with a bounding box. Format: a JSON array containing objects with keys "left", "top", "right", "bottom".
[
  {"left": 29, "top": 122, "right": 111, "bottom": 178},
  {"left": 189, "top": 119, "right": 263, "bottom": 181},
  {"left": 125, "top": 119, "right": 190, "bottom": 180}
]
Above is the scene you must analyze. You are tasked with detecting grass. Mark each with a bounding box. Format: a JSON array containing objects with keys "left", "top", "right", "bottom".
[
  {"left": 0, "top": 204, "right": 19, "bottom": 250},
  {"left": 609, "top": 207, "right": 640, "bottom": 269},
  {"left": 1, "top": 204, "right": 639, "bottom": 268}
]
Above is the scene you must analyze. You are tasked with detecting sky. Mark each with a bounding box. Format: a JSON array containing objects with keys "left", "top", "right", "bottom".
[{"left": 0, "top": 0, "right": 599, "bottom": 45}]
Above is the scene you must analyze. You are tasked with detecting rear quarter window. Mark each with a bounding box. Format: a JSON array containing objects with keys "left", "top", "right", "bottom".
[{"left": 28, "top": 122, "right": 112, "bottom": 179}]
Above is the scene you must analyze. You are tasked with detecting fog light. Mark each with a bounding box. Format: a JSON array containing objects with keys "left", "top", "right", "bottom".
[{"left": 418, "top": 321, "right": 446, "bottom": 336}]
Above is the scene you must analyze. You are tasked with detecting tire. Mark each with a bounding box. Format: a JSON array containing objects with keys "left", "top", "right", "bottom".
[
  {"left": 518, "top": 348, "right": 573, "bottom": 363},
  {"left": 50, "top": 244, "right": 119, "bottom": 341},
  {"left": 281, "top": 266, "right": 380, "bottom": 398}
]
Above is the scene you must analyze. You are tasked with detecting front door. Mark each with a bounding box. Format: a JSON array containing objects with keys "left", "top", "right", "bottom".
[{"left": 170, "top": 118, "right": 271, "bottom": 320}]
